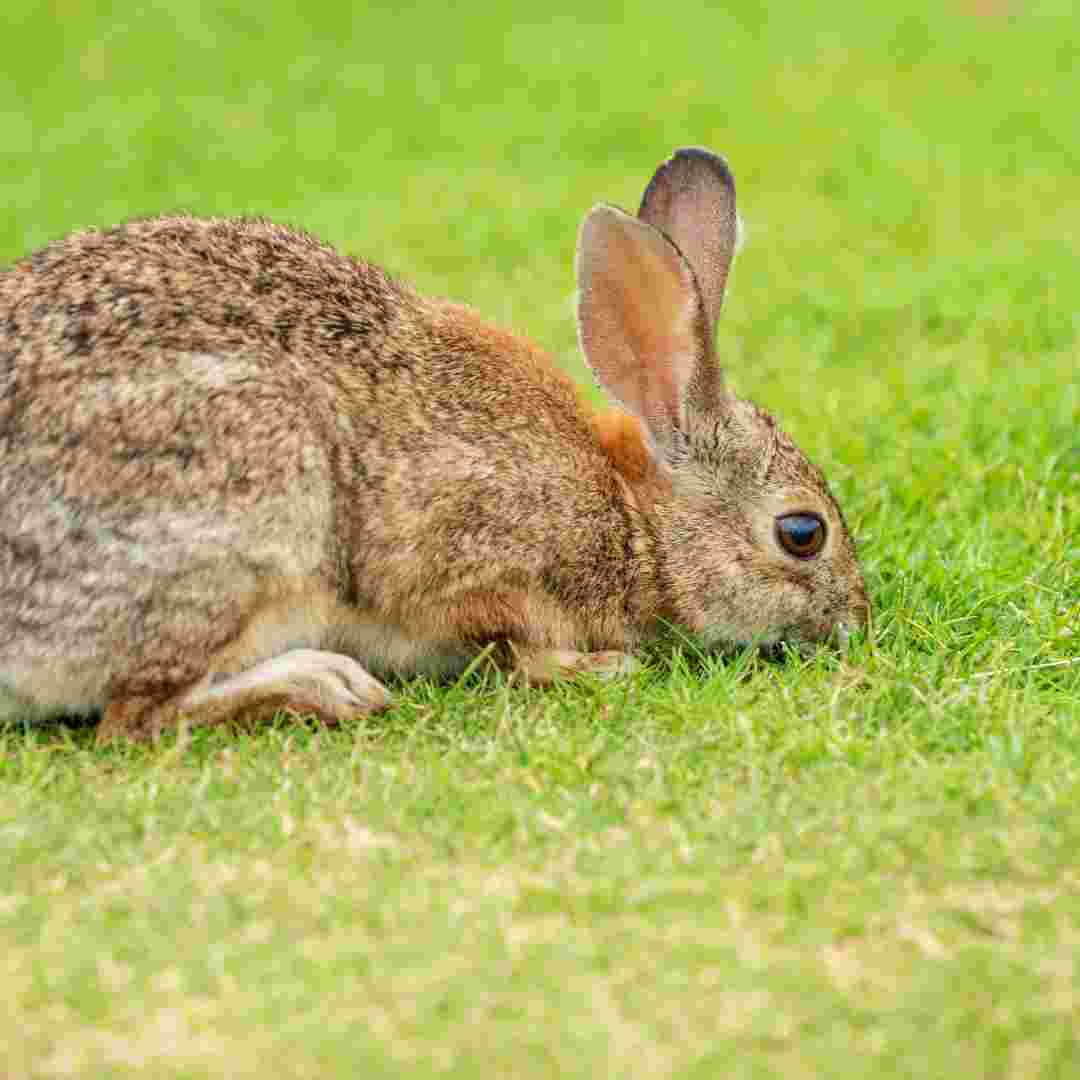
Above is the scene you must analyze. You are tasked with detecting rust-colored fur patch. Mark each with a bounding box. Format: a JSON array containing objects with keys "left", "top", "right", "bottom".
[
  {"left": 446, "top": 589, "right": 533, "bottom": 644},
  {"left": 590, "top": 408, "right": 668, "bottom": 509},
  {"left": 433, "top": 299, "right": 669, "bottom": 513}
]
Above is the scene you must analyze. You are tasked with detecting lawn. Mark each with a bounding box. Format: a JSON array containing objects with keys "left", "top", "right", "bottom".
[{"left": 1, "top": 1, "right": 1078, "bottom": 1076}]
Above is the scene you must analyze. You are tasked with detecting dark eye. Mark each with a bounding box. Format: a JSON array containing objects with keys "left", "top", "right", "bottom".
[{"left": 775, "top": 513, "right": 826, "bottom": 559}]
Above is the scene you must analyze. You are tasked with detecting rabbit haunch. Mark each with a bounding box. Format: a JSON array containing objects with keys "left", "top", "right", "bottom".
[{"left": 0, "top": 149, "right": 867, "bottom": 741}]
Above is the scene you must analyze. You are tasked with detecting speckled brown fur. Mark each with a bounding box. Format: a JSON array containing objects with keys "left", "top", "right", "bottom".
[{"left": 0, "top": 149, "right": 867, "bottom": 741}]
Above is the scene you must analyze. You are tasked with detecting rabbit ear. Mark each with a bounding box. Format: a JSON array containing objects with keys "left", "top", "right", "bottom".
[
  {"left": 637, "top": 147, "right": 738, "bottom": 333},
  {"left": 576, "top": 203, "right": 715, "bottom": 458}
]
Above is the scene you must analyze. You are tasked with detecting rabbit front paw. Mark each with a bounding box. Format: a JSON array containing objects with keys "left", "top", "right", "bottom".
[{"left": 513, "top": 648, "right": 639, "bottom": 686}]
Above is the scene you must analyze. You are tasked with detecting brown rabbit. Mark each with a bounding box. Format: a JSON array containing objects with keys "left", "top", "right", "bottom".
[{"left": 0, "top": 148, "right": 868, "bottom": 742}]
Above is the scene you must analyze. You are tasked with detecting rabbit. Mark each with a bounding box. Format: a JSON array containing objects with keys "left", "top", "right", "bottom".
[{"left": 0, "top": 148, "right": 869, "bottom": 742}]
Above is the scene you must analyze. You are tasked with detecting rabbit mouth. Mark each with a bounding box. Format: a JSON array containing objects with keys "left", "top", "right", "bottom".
[
  {"left": 756, "top": 641, "right": 788, "bottom": 662},
  {"left": 756, "top": 640, "right": 815, "bottom": 662},
  {"left": 757, "top": 623, "right": 853, "bottom": 661}
]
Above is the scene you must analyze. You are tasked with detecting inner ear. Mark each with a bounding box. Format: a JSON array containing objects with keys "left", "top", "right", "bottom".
[{"left": 576, "top": 204, "right": 712, "bottom": 459}]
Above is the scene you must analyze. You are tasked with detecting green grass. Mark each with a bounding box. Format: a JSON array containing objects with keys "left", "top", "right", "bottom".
[{"left": 2, "top": 0, "right": 1079, "bottom": 1076}]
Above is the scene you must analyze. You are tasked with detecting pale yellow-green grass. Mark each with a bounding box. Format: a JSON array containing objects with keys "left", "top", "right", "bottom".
[{"left": 1, "top": 1, "right": 1077, "bottom": 1076}]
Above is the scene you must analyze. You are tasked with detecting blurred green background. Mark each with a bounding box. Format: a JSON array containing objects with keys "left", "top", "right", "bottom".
[{"left": 2, "top": 2, "right": 1078, "bottom": 1076}]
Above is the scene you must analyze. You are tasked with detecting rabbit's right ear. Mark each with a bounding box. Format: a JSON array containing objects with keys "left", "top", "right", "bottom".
[{"left": 576, "top": 204, "right": 716, "bottom": 461}]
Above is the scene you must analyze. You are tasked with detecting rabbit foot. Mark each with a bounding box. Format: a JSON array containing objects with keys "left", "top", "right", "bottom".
[
  {"left": 97, "top": 649, "right": 391, "bottom": 744},
  {"left": 513, "top": 648, "right": 639, "bottom": 686}
]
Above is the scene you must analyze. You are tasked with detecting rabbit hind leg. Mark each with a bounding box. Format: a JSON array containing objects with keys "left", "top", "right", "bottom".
[
  {"left": 95, "top": 572, "right": 390, "bottom": 744},
  {"left": 97, "top": 648, "right": 390, "bottom": 744}
]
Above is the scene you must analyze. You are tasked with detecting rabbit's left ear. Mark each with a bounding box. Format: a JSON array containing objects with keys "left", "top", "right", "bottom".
[{"left": 637, "top": 147, "right": 739, "bottom": 334}]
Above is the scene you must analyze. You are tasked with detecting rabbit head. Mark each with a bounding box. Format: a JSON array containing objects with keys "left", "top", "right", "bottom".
[{"left": 577, "top": 149, "right": 869, "bottom": 652}]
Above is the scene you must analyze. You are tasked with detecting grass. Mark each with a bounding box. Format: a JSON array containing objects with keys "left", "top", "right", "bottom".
[{"left": 1, "top": 0, "right": 1078, "bottom": 1075}]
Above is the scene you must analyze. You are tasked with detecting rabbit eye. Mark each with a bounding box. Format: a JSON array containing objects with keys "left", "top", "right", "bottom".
[{"left": 776, "top": 513, "right": 826, "bottom": 559}]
